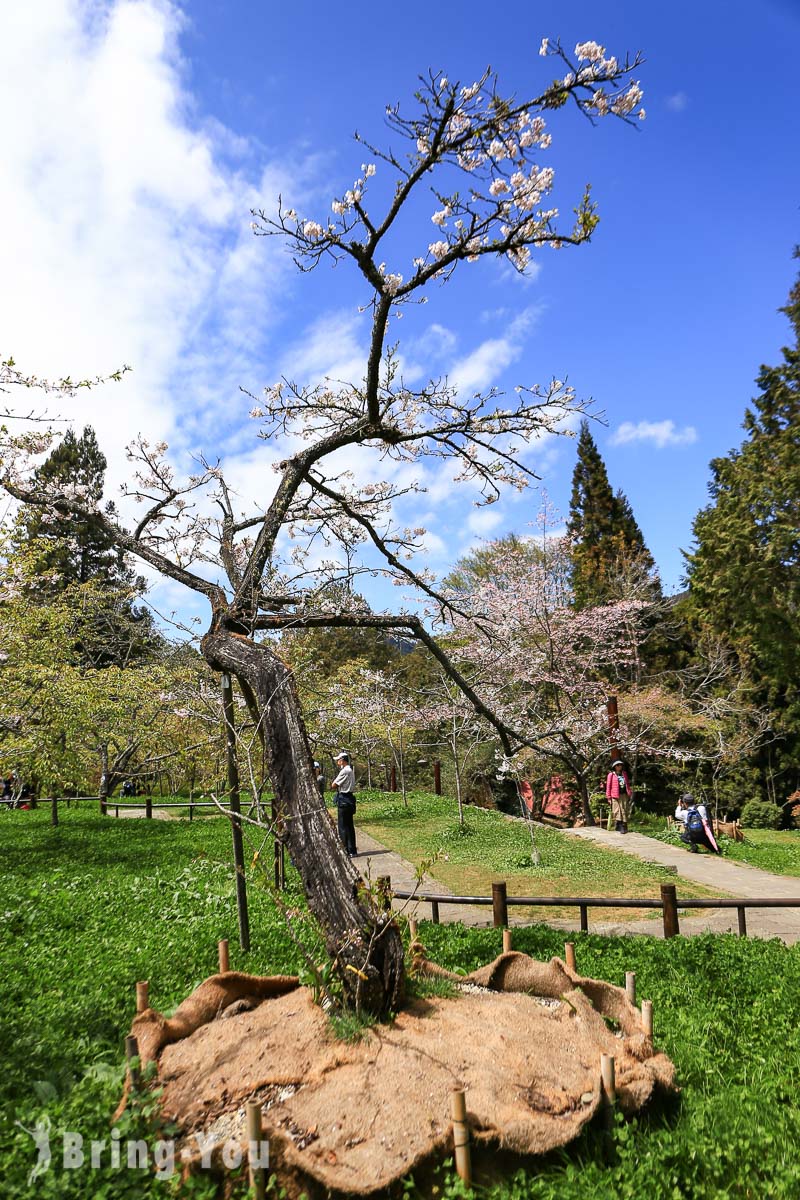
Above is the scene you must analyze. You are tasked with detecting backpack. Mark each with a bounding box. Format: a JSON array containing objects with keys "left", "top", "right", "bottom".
[{"left": 687, "top": 807, "right": 704, "bottom": 833}]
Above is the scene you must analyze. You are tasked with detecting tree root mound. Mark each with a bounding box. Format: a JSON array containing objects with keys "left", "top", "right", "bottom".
[{"left": 121, "top": 954, "right": 674, "bottom": 1196}]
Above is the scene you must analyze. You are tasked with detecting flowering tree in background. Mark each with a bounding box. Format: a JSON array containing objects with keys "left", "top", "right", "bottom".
[
  {"left": 2, "top": 41, "right": 646, "bottom": 1015},
  {"left": 446, "top": 530, "right": 652, "bottom": 823}
]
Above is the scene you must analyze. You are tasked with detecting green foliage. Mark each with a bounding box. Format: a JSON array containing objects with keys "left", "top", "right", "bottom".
[
  {"left": 0, "top": 807, "right": 318, "bottom": 1199},
  {"left": 686, "top": 248, "right": 800, "bottom": 780},
  {"left": 740, "top": 799, "right": 782, "bottom": 830},
  {"left": 567, "top": 420, "right": 657, "bottom": 609},
  {"left": 3, "top": 807, "right": 800, "bottom": 1197}
]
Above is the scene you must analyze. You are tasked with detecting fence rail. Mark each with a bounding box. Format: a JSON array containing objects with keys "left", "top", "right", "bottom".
[{"left": 391, "top": 881, "right": 800, "bottom": 939}]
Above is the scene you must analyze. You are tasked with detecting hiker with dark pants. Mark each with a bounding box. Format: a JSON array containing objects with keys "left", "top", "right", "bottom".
[
  {"left": 675, "top": 793, "right": 720, "bottom": 854},
  {"left": 331, "top": 752, "right": 357, "bottom": 857}
]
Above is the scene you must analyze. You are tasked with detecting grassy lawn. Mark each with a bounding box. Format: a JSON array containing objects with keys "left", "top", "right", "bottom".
[
  {"left": 355, "top": 791, "right": 724, "bottom": 920},
  {"left": 643, "top": 820, "right": 800, "bottom": 877},
  {"left": 3, "top": 806, "right": 800, "bottom": 1198}
]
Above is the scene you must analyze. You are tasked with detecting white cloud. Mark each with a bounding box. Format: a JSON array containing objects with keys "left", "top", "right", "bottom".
[
  {"left": 449, "top": 305, "right": 543, "bottom": 395},
  {"left": 466, "top": 508, "right": 504, "bottom": 534},
  {"left": 609, "top": 420, "right": 698, "bottom": 449},
  {"left": 666, "top": 91, "right": 689, "bottom": 113},
  {"left": 0, "top": 0, "right": 294, "bottom": 494}
]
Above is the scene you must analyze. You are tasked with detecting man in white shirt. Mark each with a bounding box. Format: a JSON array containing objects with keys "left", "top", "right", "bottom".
[
  {"left": 331, "top": 752, "right": 357, "bottom": 857},
  {"left": 674, "top": 793, "right": 720, "bottom": 854}
]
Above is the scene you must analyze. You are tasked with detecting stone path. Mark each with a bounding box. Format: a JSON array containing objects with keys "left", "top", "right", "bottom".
[{"left": 355, "top": 826, "right": 800, "bottom": 944}]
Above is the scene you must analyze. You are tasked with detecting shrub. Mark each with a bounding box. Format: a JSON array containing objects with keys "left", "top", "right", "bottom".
[{"left": 740, "top": 799, "right": 781, "bottom": 829}]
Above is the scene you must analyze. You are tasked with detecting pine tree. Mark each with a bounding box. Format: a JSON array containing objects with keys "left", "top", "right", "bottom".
[
  {"left": 11, "top": 427, "right": 158, "bottom": 666},
  {"left": 687, "top": 249, "right": 800, "bottom": 756},
  {"left": 14, "top": 427, "right": 128, "bottom": 589},
  {"left": 567, "top": 420, "right": 656, "bottom": 607}
]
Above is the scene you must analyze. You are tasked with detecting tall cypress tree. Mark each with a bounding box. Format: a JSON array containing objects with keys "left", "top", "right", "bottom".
[
  {"left": 567, "top": 420, "right": 656, "bottom": 607},
  {"left": 686, "top": 249, "right": 800, "bottom": 764}
]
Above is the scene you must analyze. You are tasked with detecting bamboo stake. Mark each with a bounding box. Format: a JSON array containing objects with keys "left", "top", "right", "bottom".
[
  {"left": 136, "top": 981, "right": 149, "bottom": 1013},
  {"left": 451, "top": 1088, "right": 472, "bottom": 1187},
  {"left": 247, "top": 1101, "right": 267, "bottom": 1200},
  {"left": 218, "top": 938, "right": 230, "bottom": 973},
  {"left": 625, "top": 971, "right": 636, "bottom": 1005},
  {"left": 600, "top": 1053, "right": 616, "bottom": 1134},
  {"left": 642, "top": 999, "right": 653, "bottom": 1037},
  {"left": 564, "top": 942, "right": 577, "bottom": 973},
  {"left": 502, "top": 928, "right": 512, "bottom": 953},
  {"left": 409, "top": 918, "right": 418, "bottom": 941},
  {"left": 600, "top": 1054, "right": 616, "bottom": 1105}
]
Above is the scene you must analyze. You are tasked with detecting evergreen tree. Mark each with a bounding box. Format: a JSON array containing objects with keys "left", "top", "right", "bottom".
[
  {"left": 686, "top": 249, "right": 800, "bottom": 782},
  {"left": 13, "top": 427, "right": 129, "bottom": 589},
  {"left": 567, "top": 420, "right": 656, "bottom": 607},
  {"left": 11, "top": 426, "right": 158, "bottom": 666}
]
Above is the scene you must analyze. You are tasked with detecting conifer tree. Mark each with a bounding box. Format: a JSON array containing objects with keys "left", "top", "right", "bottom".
[
  {"left": 687, "top": 249, "right": 800, "bottom": 777},
  {"left": 13, "top": 426, "right": 128, "bottom": 589},
  {"left": 567, "top": 420, "right": 656, "bottom": 607},
  {"left": 10, "top": 426, "right": 157, "bottom": 666}
]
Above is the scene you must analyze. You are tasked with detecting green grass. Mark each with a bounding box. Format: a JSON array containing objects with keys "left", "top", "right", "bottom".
[
  {"left": 3, "top": 806, "right": 800, "bottom": 1198},
  {"left": 647, "top": 822, "right": 800, "bottom": 877},
  {"left": 0, "top": 805, "right": 322, "bottom": 1199},
  {"left": 355, "top": 790, "right": 723, "bottom": 916}
]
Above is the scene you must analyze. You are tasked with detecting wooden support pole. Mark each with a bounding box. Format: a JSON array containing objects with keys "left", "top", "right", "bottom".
[
  {"left": 218, "top": 938, "right": 230, "bottom": 973},
  {"left": 564, "top": 942, "right": 577, "bottom": 973},
  {"left": 136, "top": 981, "right": 149, "bottom": 1013},
  {"left": 660, "top": 884, "right": 680, "bottom": 938},
  {"left": 125, "top": 1035, "right": 141, "bottom": 1089},
  {"left": 145, "top": 793, "right": 153, "bottom": 820},
  {"left": 433, "top": 760, "right": 442, "bottom": 795},
  {"left": 409, "top": 918, "right": 418, "bottom": 941},
  {"left": 431, "top": 898, "right": 440, "bottom": 924},
  {"left": 600, "top": 1054, "right": 616, "bottom": 1105},
  {"left": 579, "top": 903, "right": 589, "bottom": 933},
  {"left": 247, "top": 1101, "right": 267, "bottom": 1200},
  {"left": 502, "top": 928, "right": 512, "bottom": 953},
  {"left": 51, "top": 796, "right": 58, "bottom": 827},
  {"left": 274, "top": 838, "right": 286, "bottom": 890},
  {"left": 642, "top": 999, "right": 653, "bottom": 1038},
  {"left": 625, "top": 972, "right": 636, "bottom": 1005},
  {"left": 492, "top": 881, "right": 508, "bottom": 928},
  {"left": 221, "top": 673, "right": 250, "bottom": 952},
  {"left": 390, "top": 764, "right": 397, "bottom": 792},
  {"left": 600, "top": 1053, "right": 616, "bottom": 1134},
  {"left": 737, "top": 906, "right": 747, "bottom": 937},
  {"left": 451, "top": 1088, "right": 472, "bottom": 1187}
]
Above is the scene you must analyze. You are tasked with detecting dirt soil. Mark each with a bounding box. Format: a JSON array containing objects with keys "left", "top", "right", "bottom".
[{"left": 122, "top": 951, "right": 673, "bottom": 1197}]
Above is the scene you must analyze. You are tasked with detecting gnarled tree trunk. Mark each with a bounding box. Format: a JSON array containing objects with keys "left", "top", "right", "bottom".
[{"left": 203, "top": 630, "right": 405, "bottom": 1016}]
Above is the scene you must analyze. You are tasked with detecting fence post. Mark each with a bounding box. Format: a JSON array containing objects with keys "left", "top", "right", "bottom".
[
  {"left": 492, "top": 881, "right": 508, "bottom": 928},
  {"left": 579, "top": 903, "right": 589, "bottom": 933},
  {"left": 145, "top": 793, "right": 153, "bottom": 820},
  {"left": 660, "top": 884, "right": 680, "bottom": 938},
  {"left": 51, "top": 796, "right": 58, "bottom": 827},
  {"left": 390, "top": 764, "right": 397, "bottom": 792},
  {"left": 737, "top": 906, "right": 747, "bottom": 937},
  {"left": 431, "top": 898, "right": 440, "bottom": 924},
  {"left": 433, "top": 760, "right": 442, "bottom": 795}
]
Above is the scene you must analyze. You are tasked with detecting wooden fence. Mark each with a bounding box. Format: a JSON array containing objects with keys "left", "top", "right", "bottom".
[{"left": 392, "top": 880, "right": 800, "bottom": 939}]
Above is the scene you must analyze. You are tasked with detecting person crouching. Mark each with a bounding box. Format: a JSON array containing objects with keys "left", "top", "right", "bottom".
[{"left": 674, "top": 793, "right": 721, "bottom": 854}]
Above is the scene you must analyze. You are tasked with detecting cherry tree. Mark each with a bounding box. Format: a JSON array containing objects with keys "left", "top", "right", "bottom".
[
  {"left": 2, "top": 41, "right": 645, "bottom": 1014},
  {"left": 445, "top": 530, "right": 652, "bottom": 823}
]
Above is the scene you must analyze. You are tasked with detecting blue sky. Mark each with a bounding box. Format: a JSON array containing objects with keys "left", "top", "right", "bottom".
[{"left": 2, "top": 0, "right": 799, "bottom": 627}]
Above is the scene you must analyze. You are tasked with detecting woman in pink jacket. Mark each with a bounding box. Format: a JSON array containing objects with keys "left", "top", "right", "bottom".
[{"left": 605, "top": 759, "right": 632, "bottom": 834}]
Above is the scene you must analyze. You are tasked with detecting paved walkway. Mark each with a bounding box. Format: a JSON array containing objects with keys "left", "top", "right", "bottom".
[{"left": 355, "top": 826, "right": 800, "bottom": 944}]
